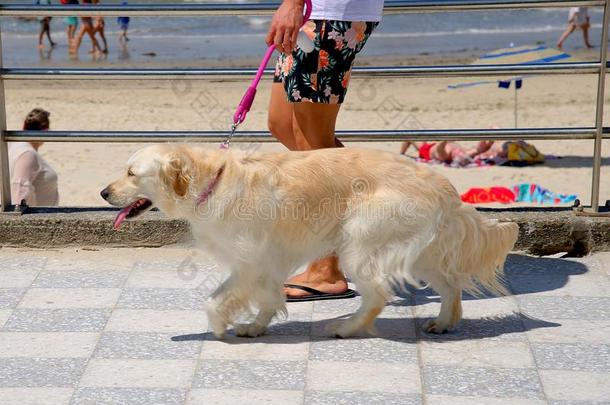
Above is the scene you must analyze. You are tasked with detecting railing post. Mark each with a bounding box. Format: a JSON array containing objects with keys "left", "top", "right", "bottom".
[
  {"left": 591, "top": 0, "right": 610, "bottom": 211},
  {"left": 0, "top": 28, "right": 11, "bottom": 212}
]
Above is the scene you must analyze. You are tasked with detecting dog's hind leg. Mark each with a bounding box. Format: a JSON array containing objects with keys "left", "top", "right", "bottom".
[
  {"left": 421, "top": 272, "right": 462, "bottom": 334},
  {"left": 331, "top": 256, "right": 389, "bottom": 338},
  {"left": 206, "top": 272, "right": 247, "bottom": 339}
]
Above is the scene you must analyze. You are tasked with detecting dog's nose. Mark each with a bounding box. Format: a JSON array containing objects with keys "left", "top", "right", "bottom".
[{"left": 100, "top": 187, "right": 111, "bottom": 201}]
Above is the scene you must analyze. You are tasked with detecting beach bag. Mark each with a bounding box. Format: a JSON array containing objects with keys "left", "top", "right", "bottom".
[{"left": 504, "top": 141, "right": 545, "bottom": 166}]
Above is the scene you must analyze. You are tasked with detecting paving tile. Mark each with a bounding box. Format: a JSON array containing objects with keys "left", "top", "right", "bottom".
[
  {"left": 117, "top": 288, "right": 206, "bottom": 310},
  {"left": 105, "top": 309, "right": 208, "bottom": 333},
  {"left": 547, "top": 401, "right": 610, "bottom": 405},
  {"left": 264, "top": 311, "right": 312, "bottom": 336},
  {"left": 42, "top": 258, "right": 127, "bottom": 274},
  {"left": 2, "top": 309, "right": 110, "bottom": 332},
  {"left": 517, "top": 297, "right": 610, "bottom": 320},
  {"left": 307, "top": 361, "right": 421, "bottom": 394},
  {"left": 309, "top": 337, "right": 417, "bottom": 363},
  {"left": 0, "top": 358, "right": 87, "bottom": 387},
  {"left": 79, "top": 359, "right": 197, "bottom": 388},
  {"left": 418, "top": 313, "right": 531, "bottom": 342},
  {"left": 420, "top": 340, "right": 535, "bottom": 368},
  {"left": 0, "top": 289, "right": 25, "bottom": 309},
  {"left": 127, "top": 260, "right": 217, "bottom": 289},
  {"left": 188, "top": 389, "right": 304, "bottom": 405},
  {"left": 427, "top": 395, "right": 546, "bottom": 405},
  {"left": 0, "top": 332, "right": 98, "bottom": 358},
  {"left": 0, "top": 388, "right": 73, "bottom": 405},
  {"left": 313, "top": 296, "right": 411, "bottom": 317},
  {"left": 414, "top": 295, "right": 519, "bottom": 318},
  {"left": 32, "top": 270, "right": 128, "bottom": 289},
  {"left": 201, "top": 335, "right": 309, "bottom": 361},
  {"left": 509, "top": 274, "right": 610, "bottom": 297},
  {"left": 0, "top": 268, "right": 40, "bottom": 288},
  {"left": 18, "top": 288, "right": 122, "bottom": 309},
  {"left": 70, "top": 387, "right": 186, "bottom": 405},
  {"left": 532, "top": 343, "right": 610, "bottom": 372},
  {"left": 310, "top": 312, "right": 416, "bottom": 339},
  {"left": 505, "top": 255, "right": 590, "bottom": 276},
  {"left": 540, "top": 370, "right": 610, "bottom": 402},
  {"left": 0, "top": 256, "right": 47, "bottom": 273},
  {"left": 193, "top": 359, "right": 306, "bottom": 390},
  {"left": 0, "top": 310, "right": 12, "bottom": 328},
  {"left": 286, "top": 301, "right": 314, "bottom": 314},
  {"left": 304, "top": 391, "right": 422, "bottom": 405},
  {"left": 93, "top": 332, "right": 201, "bottom": 359},
  {"left": 524, "top": 319, "right": 610, "bottom": 344},
  {"left": 423, "top": 365, "right": 544, "bottom": 399}
]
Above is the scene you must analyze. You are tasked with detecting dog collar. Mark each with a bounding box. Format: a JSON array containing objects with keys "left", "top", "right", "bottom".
[{"left": 196, "top": 165, "right": 224, "bottom": 206}]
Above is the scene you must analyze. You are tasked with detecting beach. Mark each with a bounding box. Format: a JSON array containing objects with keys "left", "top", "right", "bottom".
[{"left": 4, "top": 49, "right": 610, "bottom": 208}]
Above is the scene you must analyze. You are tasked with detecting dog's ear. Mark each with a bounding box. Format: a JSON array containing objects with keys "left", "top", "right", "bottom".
[{"left": 160, "top": 151, "right": 193, "bottom": 198}]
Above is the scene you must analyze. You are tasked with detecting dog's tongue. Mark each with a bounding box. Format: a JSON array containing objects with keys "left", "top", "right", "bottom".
[{"left": 113, "top": 206, "right": 132, "bottom": 230}]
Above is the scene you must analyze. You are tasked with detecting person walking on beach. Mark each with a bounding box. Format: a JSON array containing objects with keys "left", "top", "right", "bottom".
[
  {"left": 36, "top": 0, "right": 56, "bottom": 50},
  {"left": 70, "top": 0, "right": 102, "bottom": 55},
  {"left": 92, "top": 0, "right": 108, "bottom": 54},
  {"left": 61, "top": 0, "right": 79, "bottom": 49},
  {"left": 557, "top": 7, "right": 593, "bottom": 49},
  {"left": 9, "top": 108, "right": 59, "bottom": 207},
  {"left": 267, "top": 0, "right": 384, "bottom": 300},
  {"left": 117, "top": 1, "right": 130, "bottom": 42}
]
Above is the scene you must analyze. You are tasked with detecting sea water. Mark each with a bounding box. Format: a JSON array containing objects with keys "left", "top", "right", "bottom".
[{"left": 0, "top": 0, "right": 604, "bottom": 66}]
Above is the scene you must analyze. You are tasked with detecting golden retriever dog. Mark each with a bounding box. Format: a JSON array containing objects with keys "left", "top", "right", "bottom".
[{"left": 101, "top": 144, "right": 518, "bottom": 339}]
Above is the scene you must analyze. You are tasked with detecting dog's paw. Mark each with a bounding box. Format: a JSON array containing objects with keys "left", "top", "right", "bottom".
[
  {"left": 327, "top": 320, "right": 358, "bottom": 339},
  {"left": 422, "top": 319, "right": 449, "bottom": 334},
  {"left": 206, "top": 308, "right": 228, "bottom": 340},
  {"left": 234, "top": 323, "right": 267, "bottom": 338}
]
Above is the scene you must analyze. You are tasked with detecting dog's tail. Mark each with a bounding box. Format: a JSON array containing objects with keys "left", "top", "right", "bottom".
[{"left": 438, "top": 204, "right": 519, "bottom": 296}]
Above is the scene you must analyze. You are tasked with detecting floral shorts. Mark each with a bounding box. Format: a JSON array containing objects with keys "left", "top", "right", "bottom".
[{"left": 273, "top": 20, "right": 378, "bottom": 104}]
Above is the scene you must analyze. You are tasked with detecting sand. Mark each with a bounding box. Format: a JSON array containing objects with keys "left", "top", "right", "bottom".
[{"left": 4, "top": 51, "right": 610, "bottom": 208}]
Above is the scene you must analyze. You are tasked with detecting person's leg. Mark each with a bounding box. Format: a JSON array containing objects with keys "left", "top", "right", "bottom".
[
  {"left": 38, "top": 21, "right": 45, "bottom": 49},
  {"left": 582, "top": 25, "right": 593, "bottom": 48},
  {"left": 44, "top": 19, "right": 56, "bottom": 46},
  {"left": 268, "top": 83, "right": 347, "bottom": 298},
  {"left": 557, "top": 24, "right": 576, "bottom": 49}
]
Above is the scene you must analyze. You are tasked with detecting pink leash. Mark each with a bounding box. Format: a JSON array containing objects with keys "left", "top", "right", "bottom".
[{"left": 222, "top": 0, "right": 313, "bottom": 149}]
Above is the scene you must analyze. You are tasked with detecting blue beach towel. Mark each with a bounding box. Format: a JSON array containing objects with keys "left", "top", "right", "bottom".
[{"left": 512, "top": 183, "right": 577, "bottom": 204}]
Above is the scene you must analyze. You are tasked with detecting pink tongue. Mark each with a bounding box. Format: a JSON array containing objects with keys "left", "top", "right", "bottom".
[{"left": 113, "top": 206, "right": 131, "bottom": 230}]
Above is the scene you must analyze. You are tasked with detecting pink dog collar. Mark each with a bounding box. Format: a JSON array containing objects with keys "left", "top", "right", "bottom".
[{"left": 196, "top": 166, "right": 225, "bottom": 206}]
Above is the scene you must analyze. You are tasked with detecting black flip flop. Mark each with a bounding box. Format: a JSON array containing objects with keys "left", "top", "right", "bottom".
[{"left": 284, "top": 283, "right": 357, "bottom": 302}]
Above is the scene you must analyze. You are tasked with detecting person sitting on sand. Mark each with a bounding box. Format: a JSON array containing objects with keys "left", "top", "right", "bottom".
[
  {"left": 9, "top": 108, "right": 59, "bottom": 206},
  {"left": 92, "top": 0, "right": 108, "bottom": 54},
  {"left": 70, "top": 0, "right": 102, "bottom": 55},
  {"left": 557, "top": 7, "right": 593, "bottom": 49},
  {"left": 36, "top": 0, "right": 56, "bottom": 50}
]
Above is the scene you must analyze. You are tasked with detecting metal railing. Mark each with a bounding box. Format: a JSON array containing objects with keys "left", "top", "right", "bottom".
[{"left": 0, "top": 0, "right": 609, "bottom": 213}]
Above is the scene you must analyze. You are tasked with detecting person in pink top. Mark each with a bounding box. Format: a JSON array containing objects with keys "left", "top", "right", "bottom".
[{"left": 266, "top": 0, "right": 385, "bottom": 301}]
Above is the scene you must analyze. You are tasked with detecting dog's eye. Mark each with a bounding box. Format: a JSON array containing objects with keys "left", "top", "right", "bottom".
[{"left": 127, "top": 169, "right": 135, "bottom": 177}]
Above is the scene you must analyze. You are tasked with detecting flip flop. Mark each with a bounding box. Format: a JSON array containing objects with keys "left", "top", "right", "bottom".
[{"left": 284, "top": 283, "right": 357, "bottom": 302}]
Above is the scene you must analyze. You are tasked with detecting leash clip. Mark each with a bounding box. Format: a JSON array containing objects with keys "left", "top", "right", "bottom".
[{"left": 221, "top": 121, "right": 240, "bottom": 150}]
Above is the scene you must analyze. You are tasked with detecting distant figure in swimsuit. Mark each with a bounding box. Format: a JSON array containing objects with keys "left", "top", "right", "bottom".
[
  {"left": 557, "top": 7, "right": 593, "bottom": 49},
  {"left": 36, "top": 0, "right": 56, "bottom": 50},
  {"left": 70, "top": 0, "right": 102, "bottom": 55},
  {"left": 400, "top": 140, "right": 504, "bottom": 166},
  {"left": 92, "top": 0, "right": 108, "bottom": 54}
]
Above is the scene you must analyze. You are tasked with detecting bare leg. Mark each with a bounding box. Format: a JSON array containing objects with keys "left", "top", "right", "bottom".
[
  {"left": 582, "top": 25, "right": 594, "bottom": 48},
  {"left": 267, "top": 82, "right": 347, "bottom": 299},
  {"left": 557, "top": 24, "right": 576, "bottom": 49}
]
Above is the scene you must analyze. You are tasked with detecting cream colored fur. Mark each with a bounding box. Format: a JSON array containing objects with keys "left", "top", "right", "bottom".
[{"left": 102, "top": 144, "right": 519, "bottom": 338}]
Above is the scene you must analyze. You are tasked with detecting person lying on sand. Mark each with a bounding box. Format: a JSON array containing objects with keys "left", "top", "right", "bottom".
[{"left": 400, "top": 140, "right": 496, "bottom": 166}]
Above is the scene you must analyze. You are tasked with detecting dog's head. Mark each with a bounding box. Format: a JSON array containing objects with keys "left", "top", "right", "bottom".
[{"left": 101, "top": 144, "right": 200, "bottom": 229}]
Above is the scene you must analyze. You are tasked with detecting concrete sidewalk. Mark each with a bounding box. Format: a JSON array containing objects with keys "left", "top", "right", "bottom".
[{"left": 0, "top": 247, "right": 608, "bottom": 404}]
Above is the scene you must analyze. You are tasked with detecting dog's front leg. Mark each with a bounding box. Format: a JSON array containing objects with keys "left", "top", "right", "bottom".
[
  {"left": 205, "top": 273, "right": 245, "bottom": 339},
  {"left": 234, "top": 276, "right": 286, "bottom": 338}
]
